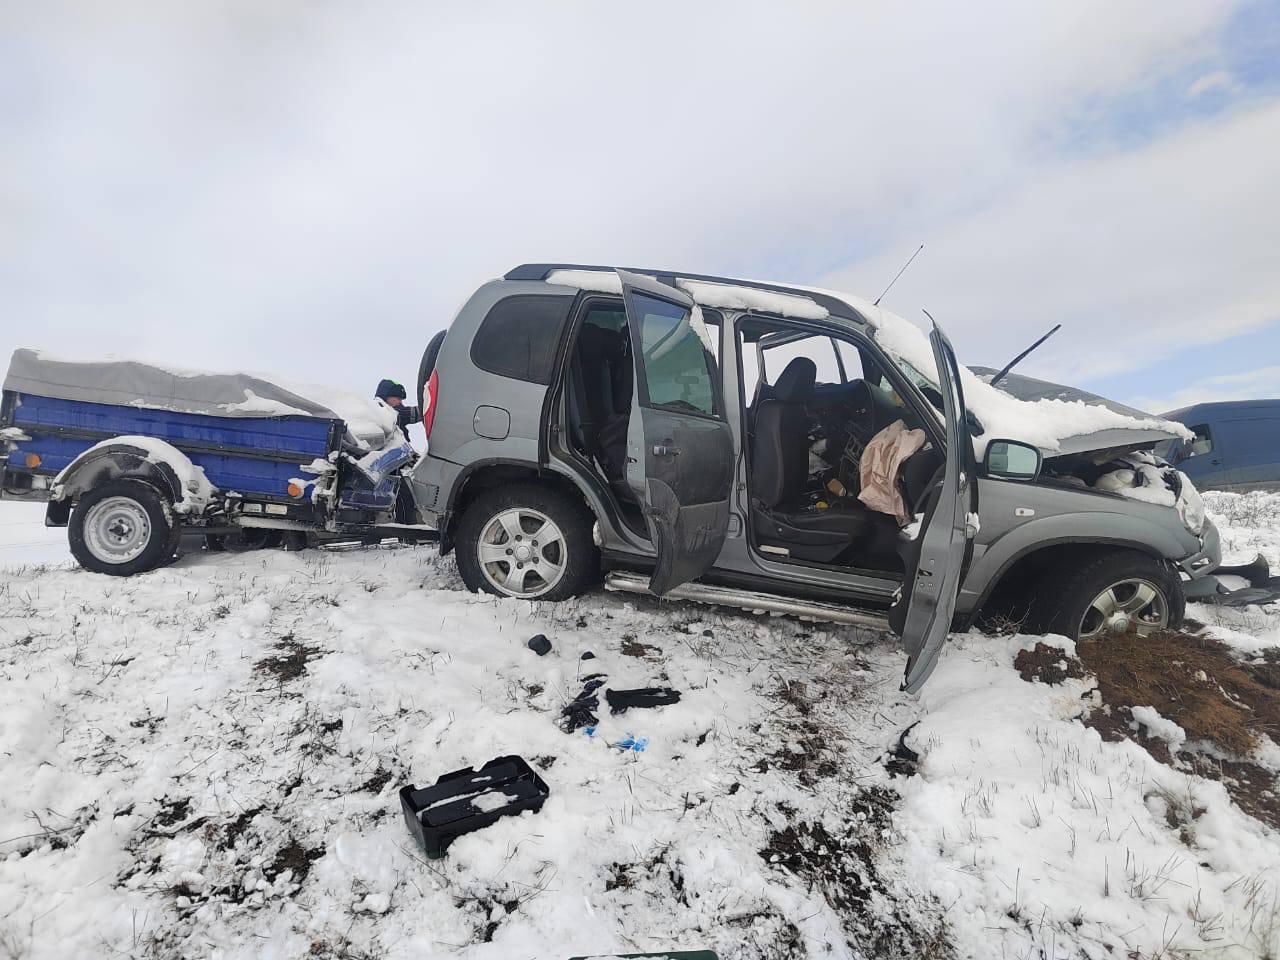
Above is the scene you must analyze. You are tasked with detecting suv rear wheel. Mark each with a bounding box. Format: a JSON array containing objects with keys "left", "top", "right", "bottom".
[
  {"left": 1028, "top": 550, "right": 1184, "bottom": 641},
  {"left": 455, "top": 484, "right": 595, "bottom": 601}
]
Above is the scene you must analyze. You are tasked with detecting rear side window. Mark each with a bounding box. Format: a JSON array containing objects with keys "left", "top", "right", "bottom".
[
  {"left": 471, "top": 295, "right": 573, "bottom": 383},
  {"left": 1187, "top": 423, "right": 1214, "bottom": 458}
]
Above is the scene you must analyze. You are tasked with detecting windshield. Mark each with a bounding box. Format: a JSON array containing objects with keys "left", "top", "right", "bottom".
[{"left": 894, "top": 356, "right": 940, "bottom": 394}]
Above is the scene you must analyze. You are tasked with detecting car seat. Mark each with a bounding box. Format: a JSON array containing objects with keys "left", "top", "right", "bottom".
[{"left": 750, "top": 357, "right": 899, "bottom": 564}]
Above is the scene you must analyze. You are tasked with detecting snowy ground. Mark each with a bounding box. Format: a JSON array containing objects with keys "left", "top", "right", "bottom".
[{"left": 0, "top": 494, "right": 1277, "bottom": 959}]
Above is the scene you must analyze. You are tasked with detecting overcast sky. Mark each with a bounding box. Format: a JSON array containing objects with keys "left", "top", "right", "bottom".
[{"left": 3, "top": 1, "right": 1278, "bottom": 413}]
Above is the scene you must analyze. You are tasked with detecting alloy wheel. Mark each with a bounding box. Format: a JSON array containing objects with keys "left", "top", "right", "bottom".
[
  {"left": 1079, "top": 578, "right": 1168, "bottom": 640},
  {"left": 476, "top": 507, "right": 567, "bottom": 599}
]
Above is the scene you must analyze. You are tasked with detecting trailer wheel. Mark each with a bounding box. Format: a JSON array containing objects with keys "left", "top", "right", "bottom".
[{"left": 69, "top": 480, "right": 178, "bottom": 576}]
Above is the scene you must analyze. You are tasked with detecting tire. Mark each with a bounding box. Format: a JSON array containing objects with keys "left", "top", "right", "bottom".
[
  {"left": 1027, "top": 549, "right": 1185, "bottom": 642},
  {"left": 416, "top": 330, "right": 447, "bottom": 412},
  {"left": 455, "top": 484, "right": 595, "bottom": 601},
  {"left": 69, "top": 480, "right": 178, "bottom": 576},
  {"left": 206, "top": 529, "right": 282, "bottom": 552}
]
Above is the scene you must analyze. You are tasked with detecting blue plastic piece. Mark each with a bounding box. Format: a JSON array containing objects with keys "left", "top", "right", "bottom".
[{"left": 615, "top": 734, "right": 648, "bottom": 753}]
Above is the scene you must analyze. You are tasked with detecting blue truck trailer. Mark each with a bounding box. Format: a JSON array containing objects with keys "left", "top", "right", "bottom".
[{"left": 0, "top": 349, "right": 431, "bottom": 574}]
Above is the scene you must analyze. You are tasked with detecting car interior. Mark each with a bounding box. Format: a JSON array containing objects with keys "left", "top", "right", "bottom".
[
  {"left": 560, "top": 301, "right": 945, "bottom": 574},
  {"left": 562, "top": 300, "right": 645, "bottom": 532},
  {"left": 738, "top": 319, "right": 943, "bottom": 575},
  {"left": 561, "top": 297, "right": 729, "bottom": 538}
]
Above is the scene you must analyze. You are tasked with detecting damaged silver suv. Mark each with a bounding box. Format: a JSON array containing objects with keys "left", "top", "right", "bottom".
[{"left": 408, "top": 264, "right": 1227, "bottom": 691}]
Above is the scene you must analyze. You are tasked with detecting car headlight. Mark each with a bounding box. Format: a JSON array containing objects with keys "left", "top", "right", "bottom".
[{"left": 1175, "top": 471, "right": 1205, "bottom": 536}]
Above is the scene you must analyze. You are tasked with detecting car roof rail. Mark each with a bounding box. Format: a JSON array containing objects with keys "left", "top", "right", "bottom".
[{"left": 503, "top": 263, "right": 862, "bottom": 321}]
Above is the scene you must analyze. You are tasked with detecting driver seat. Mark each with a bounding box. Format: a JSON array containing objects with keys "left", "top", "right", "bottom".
[{"left": 750, "top": 357, "right": 898, "bottom": 563}]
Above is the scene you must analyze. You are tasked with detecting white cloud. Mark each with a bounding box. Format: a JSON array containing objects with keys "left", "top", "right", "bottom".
[
  {"left": 818, "top": 99, "right": 1280, "bottom": 386},
  {"left": 1135, "top": 364, "right": 1280, "bottom": 413},
  {"left": 0, "top": 0, "right": 1264, "bottom": 400},
  {"left": 1187, "top": 69, "right": 1238, "bottom": 97}
]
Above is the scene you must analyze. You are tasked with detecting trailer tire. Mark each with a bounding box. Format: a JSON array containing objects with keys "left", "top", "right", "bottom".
[
  {"left": 69, "top": 480, "right": 178, "bottom": 576},
  {"left": 455, "top": 484, "right": 595, "bottom": 601}
]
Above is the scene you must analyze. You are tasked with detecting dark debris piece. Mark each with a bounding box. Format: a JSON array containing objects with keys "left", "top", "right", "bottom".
[
  {"left": 560, "top": 677, "right": 607, "bottom": 732},
  {"left": 605, "top": 686, "right": 681, "bottom": 715},
  {"left": 527, "top": 634, "right": 552, "bottom": 656}
]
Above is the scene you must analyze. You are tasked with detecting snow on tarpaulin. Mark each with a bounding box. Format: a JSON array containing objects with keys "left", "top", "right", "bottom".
[{"left": 4, "top": 349, "right": 399, "bottom": 450}]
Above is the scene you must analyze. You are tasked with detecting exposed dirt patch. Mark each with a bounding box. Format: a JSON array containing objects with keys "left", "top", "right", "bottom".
[
  {"left": 1014, "top": 642, "right": 1087, "bottom": 685},
  {"left": 1078, "top": 630, "right": 1279, "bottom": 757},
  {"left": 359, "top": 766, "right": 394, "bottom": 794},
  {"left": 773, "top": 678, "right": 814, "bottom": 716},
  {"left": 604, "top": 862, "right": 635, "bottom": 891},
  {"left": 255, "top": 635, "right": 323, "bottom": 684},
  {"left": 154, "top": 796, "right": 192, "bottom": 828},
  {"left": 760, "top": 788, "right": 953, "bottom": 958},
  {"left": 619, "top": 635, "right": 662, "bottom": 658},
  {"left": 1022, "top": 631, "right": 1280, "bottom": 830},
  {"left": 222, "top": 805, "right": 263, "bottom": 845},
  {"left": 265, "top": 838, "right": 324, "bottom": 884},
  {"left": 1182, "top": 753, "right": 1280, "bottom": 831}
]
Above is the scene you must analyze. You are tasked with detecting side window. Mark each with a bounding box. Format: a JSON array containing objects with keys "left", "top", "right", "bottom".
[
  {"left": 1186, "top": 424, "right": 1213, "bottom": 458},
  {"left": 633, "top": 293, "right": 718, "bottom": 417},
  {"left": 471, "top": 295, "right": 573, "bottom": 383},
  {"left": 761, "top": 334, "right": 841, "bottom": 385},
  {"left": 835, "top": 339, "right": 865, "bottom": 382},
  {"left": 740, "top": 340, "right": 763, "bottom": 403}
]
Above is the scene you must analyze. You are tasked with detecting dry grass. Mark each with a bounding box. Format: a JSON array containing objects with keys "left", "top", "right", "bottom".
[{"left": 1077, "top": 629, "right": 1279, "bottom": 757}]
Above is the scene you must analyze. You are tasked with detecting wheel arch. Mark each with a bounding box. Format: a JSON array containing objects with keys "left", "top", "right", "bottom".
[
  {"left": 47, "top": 442, "right": 186, "bottom": 526},
  {"left": 963, "top": 537, "right": 1167, "bottom": 631},
  {"left": 441, "top": 458, "right": 598, "bottom": 555}
]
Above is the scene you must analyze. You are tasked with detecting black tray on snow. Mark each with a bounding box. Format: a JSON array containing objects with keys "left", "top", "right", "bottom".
[{"left": 400, "top": 754, "right": 549, "bottom": 859}]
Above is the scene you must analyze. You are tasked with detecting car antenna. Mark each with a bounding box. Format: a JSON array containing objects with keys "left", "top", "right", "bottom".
[
  {"left": 874, "top": 243, "right": 924, "bottom": 307},
  {"left": 989, "top": 324, "right": 1062, "bottom": 387}
]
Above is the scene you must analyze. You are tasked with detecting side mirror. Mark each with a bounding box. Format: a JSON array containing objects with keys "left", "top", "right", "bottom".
[{"left": 984, "top": 439, "right": 1042, "bottom": 481}]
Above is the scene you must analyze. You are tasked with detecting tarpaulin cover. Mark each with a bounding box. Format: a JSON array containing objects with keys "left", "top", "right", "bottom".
[{"left": 4, "top": 349, "right": 397, "bottom": 450}]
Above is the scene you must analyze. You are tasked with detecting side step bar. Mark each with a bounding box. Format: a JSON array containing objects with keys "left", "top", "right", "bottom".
[{"left": 603, "top": 570, "right": 890, "bottom": 630}]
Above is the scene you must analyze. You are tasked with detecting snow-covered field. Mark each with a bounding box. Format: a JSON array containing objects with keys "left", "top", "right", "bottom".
[{"left": 0, "top": 495, "right": 1277, "bottom": 959}]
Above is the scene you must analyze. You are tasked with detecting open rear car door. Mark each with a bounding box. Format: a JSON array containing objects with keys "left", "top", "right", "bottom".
[
  {"left": 890, "top": 320, "right": 976, "bottom": 693},
  {"left": 616, "top": 270, "right": 734, "bottom": 595}
]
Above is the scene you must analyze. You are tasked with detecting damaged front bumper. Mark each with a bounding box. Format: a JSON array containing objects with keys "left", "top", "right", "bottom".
[
  {"left": 1178, "top": 521, "right": 1280, "bottom": 605},
  {"left": 1177, "top": 519, "right": 1222, "bottom": 580}
]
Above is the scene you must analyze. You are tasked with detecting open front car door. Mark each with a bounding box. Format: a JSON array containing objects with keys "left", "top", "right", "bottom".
[
  {"left": 616, "top": 270, "right": 734, "bottom": 596},
  {"left": 890, "top": 320, "right": 976, "bottom": 693}
]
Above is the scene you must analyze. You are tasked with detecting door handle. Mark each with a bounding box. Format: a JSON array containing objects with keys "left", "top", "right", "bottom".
[{"left": 652, "top": 444, "right": 680, "bottom": 457}]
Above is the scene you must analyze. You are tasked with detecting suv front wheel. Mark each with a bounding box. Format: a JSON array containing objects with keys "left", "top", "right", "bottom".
[
  {"left": 455, "top": 484, "right": 596, "bottom": 601},
  {"left": 1029, "top": 550, "right": 1185, "bottom": 641}
]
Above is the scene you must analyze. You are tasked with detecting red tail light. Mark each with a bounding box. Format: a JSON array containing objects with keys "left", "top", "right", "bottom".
[{"left": 422, "top": 369, "right": 439, "bottom": 439}]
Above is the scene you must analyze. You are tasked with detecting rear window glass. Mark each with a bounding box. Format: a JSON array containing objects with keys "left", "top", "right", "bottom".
[{"left": 471, "top": 295, "right": 573, "bottom": 383}]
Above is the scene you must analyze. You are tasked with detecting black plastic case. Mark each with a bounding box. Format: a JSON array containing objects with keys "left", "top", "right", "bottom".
[{"left": 400, "top": 755, "right": 549, "bottom": 859}]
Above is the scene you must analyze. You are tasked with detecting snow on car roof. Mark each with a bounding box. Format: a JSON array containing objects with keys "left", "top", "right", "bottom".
[
  {"left": 826, "top": 291, "right": 1192, "bottom": 454},
  {"left": 542, "top": 267, "right": 1190, "bottom": 455}
]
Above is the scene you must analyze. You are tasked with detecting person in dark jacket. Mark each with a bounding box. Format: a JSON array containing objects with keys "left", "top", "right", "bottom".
[{"left": 375, "top": 378, "right": 420, "bottom": 440}]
